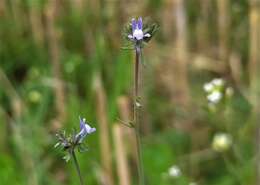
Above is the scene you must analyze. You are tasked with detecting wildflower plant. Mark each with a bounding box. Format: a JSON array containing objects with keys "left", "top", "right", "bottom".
[
  {"left": 123, "top": 17, "right": 158, "bottom": 50},
  {"left": 203, "top": 78, "right": 234, "bottom": 112},
  {"left": 203, "top": 78, "right": 225, "bottom": 104},
  {"left": 122, "top": 17, "right": 158, "bottom": 185},
  {"left": 168, "top": 165, "right": 182, "bottom": 178},
  {"left": 123, "top": 17, "right": 158, "bottom": 100},
  {"left": 162, "top": 165, "right": 190, "bottom": 184},
  {"left": 203, "top": 79, "right": 239, "bottom": 180},
  {"left": 212, "top": 132, "right": 232, "bottom": 152},
  {"left": 55, "top": 116, "right": 96, "bottom": 185}
]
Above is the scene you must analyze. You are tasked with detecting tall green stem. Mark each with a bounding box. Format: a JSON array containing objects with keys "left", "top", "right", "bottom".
[
  {"left": 71, "top": 150, "right": 84, "bottom": 185},
  {"left": 134, "top": 46, "right": 145, "bottom": 185}
]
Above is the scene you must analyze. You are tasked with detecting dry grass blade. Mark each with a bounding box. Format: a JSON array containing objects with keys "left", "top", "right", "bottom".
[
  {"left": 45, "top": 0, "right": 66, "bottom": 130},
  {"left": 113, "top": 123, "right": 131, "bottom": 185},
  {"left": 93, "top": 73, "right": 114, "bottom": 185}
]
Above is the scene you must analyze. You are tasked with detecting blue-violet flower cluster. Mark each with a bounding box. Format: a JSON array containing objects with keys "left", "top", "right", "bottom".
[
  {"left": 123, "top": 17, "right": 158, "bottom": 49},
  {"left": 128, "top": 17, "right": 151, "bottom": 41},
  {"left": 55, "top": 116, "right": 96, "bottom": 161}
]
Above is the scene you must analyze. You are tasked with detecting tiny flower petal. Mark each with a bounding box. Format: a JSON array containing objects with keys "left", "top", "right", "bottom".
[
  {"left": 133, "top": 29, "right": 144, "bottom": 40},
  {"left": 132, "top": 18, "right": 137, "bottom": 31},
  {"left": 203, "top": 82, "right": 214, "bottom": 92},
  {"left": 168, "top": 165, "right": 181, "bottom": 178},
  {"left": 144, "top": 33, "right": 151, "bottom": 38},
  {"left": 207, "top": 91, "right": 222, "bottom": 103},
  {"left": 89, "top": 127, "right": 96, "bottom": 134},
  {"left": 212, "top": 78, "right": 224, "bottom": 86},
  {"left": 128, "top": 34, "right": 133, "bottom": 39},
  {"left": 84, "top": 124, "right": 96, "bottom": 134},
  {"left": 135, "top": 101, "right": 142, "bottom": 108},
  {"left": 77, "top": 116, "right": 96, "bottom": 142},
  {"left": 79, "top": 116, "right": 87, "bottom": 129},
  {"left": 137, "top": 17, "right": 142, "bottom": 30}
]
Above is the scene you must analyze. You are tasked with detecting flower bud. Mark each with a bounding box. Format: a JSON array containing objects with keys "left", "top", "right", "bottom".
[{"left": 212, "top": 133, "right": 232, "bottom": 152}]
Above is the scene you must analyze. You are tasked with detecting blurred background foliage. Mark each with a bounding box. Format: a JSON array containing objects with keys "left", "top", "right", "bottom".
[{"left": 0, "top": 0, "right": 258, "bottom": 185}]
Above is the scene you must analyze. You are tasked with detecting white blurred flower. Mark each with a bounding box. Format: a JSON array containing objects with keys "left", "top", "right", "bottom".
[
  {"left": 207, "top": 91, "right": 222, "bottom": 103},
  {"left": 168, "top": 165, "right": 181, "bottom": 178},
  {"left": 189, "top": 182, "right": 197, "bottom": 185},
  {"left": 135, "top": 101, "right": 142, "bottom": 108},
  {"left": 204, "top": 78, "right": 225, "bottom": 105},
  {"left": 203, "top": 82, "right": 214, "bottom": 92},
  {"left": 212, "top": 78, "right": 224, "bottom": 86},
  {"left": 212, "top": 133, "right": 232, "bottom": 152}
]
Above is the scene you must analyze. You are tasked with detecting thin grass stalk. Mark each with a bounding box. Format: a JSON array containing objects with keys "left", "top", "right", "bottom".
[
  {"left": 113, "top": 123, "right": 131, "bottom": 185},
  {"left": 217, "top": 0, "right": 230, "bottom": 64},
  {"left": 83, "top": 1, "right": 96, "bottom": 57},
  {"left": 174, "top": 0, "right": 198, "bottom": 177},
  {"left": 10, "top": 0, "right": 23, "bottom": 26},
  {"left": 161, "top": 0, "right": 176, "bottom": 40},
  {"left": 0, "top": 0, "right": 7, "bottom": 16},
  {"left": 197, "top": 0, "right": 210, "bottom": 52},
  {"left": 0, "top": 67, "right": 24, "bottom": 117},
  {"left": 94, "top": 74, "right": 114, "bottom": 185},
  {"left": 249, "top": 1, "right": 260, "bottom": 184},
  {"left": 28, "top": 2, "right": 44, "bottom": 48},
  {"left": 229, "top": 52, "right": 242, "bottom": 87},
  {"left": 173, "top": 0, "right": 190, "bottom": 107},
  {"left": 226, "top": 22, "right": 244, "bottom": 91},
  {"left": 71, "top": 150, "right": 84, "bottom": 185},
  {"left": 45, "top": 0, "right": 66, "bottom": 129},
  {"left": 133, "top": 46, "right": 145, "bottom": 185}
]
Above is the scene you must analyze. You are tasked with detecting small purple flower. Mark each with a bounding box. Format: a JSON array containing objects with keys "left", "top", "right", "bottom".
[
  {"left": 76, "top": 117, "right": 96, "bottom": 142},
  {"left": 128, "top": 17, "right": 151, "bottom": 41}
]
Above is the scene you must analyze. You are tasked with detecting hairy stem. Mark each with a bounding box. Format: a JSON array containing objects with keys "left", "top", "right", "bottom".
[
  {"left": 134, "top": 46, "right": 145, "bottom": 185},
  {"left": 135, "top": 47, "right": 140, "bottom": 97},
  {"left": 71, "top": 150, "right": 84, "bottom": 185}
]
